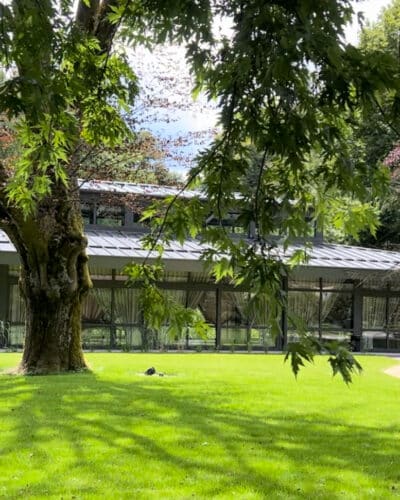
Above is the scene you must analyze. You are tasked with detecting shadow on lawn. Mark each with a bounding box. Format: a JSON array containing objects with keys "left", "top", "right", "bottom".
[{"left": 0, "top": 371, "right": 399, "bottom": 498}]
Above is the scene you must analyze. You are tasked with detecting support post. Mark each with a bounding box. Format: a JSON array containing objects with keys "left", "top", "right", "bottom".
[
  {"left": 110, "top": 269, "right": 116, "bottom": 349},
  {"left": 318, "top": 277, "right": 323, "bottom": 340},
  {"left": 215, "top": 287, "right": 222, "bottom": 349},
  {"left": 385, "top": 284, "right": 390, "bottom": 350},
  {"left": 280, "top": 276, "right": 288, "bottom": 350},
  {"left": 353, "top": 281, "right": 363, "bottom": 351},
  {"left": 185, "top": 273, "right": 191, "bottom": 349}
]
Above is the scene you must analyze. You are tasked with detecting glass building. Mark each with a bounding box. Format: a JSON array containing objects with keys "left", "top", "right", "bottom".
[{"left": 1, "top": 179, "right": 400, "bottom": 352}]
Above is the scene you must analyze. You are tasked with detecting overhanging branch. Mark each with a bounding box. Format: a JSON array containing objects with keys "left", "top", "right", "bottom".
[
  {"left": 95, "top": 0, "right": 121, "bottom": 53},
  {"left": 76, "top": 0, "right": 100, "bottom": 34}
]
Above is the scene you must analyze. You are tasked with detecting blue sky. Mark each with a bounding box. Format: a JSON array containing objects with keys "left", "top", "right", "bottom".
[{"left": 130, "top": 0, "right": 392, "bottom": 177}]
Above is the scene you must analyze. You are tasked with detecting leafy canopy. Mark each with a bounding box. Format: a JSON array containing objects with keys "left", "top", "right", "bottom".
[{"left": 2, "top": 1, "right": 400, "bottom": 381}]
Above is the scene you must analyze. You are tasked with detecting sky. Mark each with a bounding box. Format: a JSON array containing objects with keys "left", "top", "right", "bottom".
[
  {"left": 131, "top": 0, "right": 393, "bottom": 177},
  {"left": 345, "top": 0, "right": 391, "bottom": 44}
]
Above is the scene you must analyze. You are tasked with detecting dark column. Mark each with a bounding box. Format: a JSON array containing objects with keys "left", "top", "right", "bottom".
[
  {"left": 353, "top": 282, "right": 363, "bottom": 351},
  {"left": 318, "top": 278, "right": 323, "bottom": 339},
  {"left": 280, "top": 276, "right": 288, "bottom": 350},
  {"left": 185, "top": 273, "right": 191, "bottom": 349},
  {"left": 0, "top": 265, "right": 10, "bottom": 347},
  {"left": 385, "top": 284, "right": 390, "bottom": 350},
  {"left": 110, "top": 269, "right": 116, "bottom": 349},
  {"left": 215, "top": 287, "right": 222, "bottom": 349}
]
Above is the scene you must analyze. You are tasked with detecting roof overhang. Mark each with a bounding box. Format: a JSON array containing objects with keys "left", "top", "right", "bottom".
[{"left": 2, "top": 229, "right": 400, "bottom": 278}]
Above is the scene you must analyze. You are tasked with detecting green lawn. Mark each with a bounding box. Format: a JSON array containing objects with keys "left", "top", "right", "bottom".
[{"left": 0, "top": 353, "right": 399, "bottom": 499}]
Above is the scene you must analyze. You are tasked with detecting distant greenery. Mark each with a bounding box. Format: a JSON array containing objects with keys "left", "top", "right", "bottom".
[
  {"left": 76, "top": 130, "right": 182, "bottom": 186},
  {"left": 351, "top": 0, "right": 400, "bottom": 248},
  {"left": 0, "top": 353, "right": 399, "bottom": 499}
]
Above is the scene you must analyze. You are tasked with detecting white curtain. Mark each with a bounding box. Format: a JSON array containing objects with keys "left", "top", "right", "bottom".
[
  {"left": 320, "top": 280, "right": 346, "bottom": 323},
  {"left": 113, "top": 288, "right": 141, "bottom": 324},
  {"left": 288, "top": 291, "right": 319, "bottom": 328},
  {"left": 9, "top": 285, "right": 25, "bottom": 323},
  {"left": 363, "top": 296, "right": 386, "bottom": 329},
  {"left": 389, "top": 297, "right": 400, "bottom": 330},
  {"left": 90, "top": 288, "right": 112, "bottom": 321}
]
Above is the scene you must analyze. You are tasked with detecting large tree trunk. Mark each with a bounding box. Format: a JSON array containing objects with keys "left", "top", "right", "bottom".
[
  {"left": 20, "top": 282, "right": 87, "bottom": 374},
  {"left": 6, "top": 178, "right": 92, "bottom": 375}
]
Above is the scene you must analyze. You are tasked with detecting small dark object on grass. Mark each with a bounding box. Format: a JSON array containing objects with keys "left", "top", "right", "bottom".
[
  {"left": 158, "top": 373, "right": 164, "bottom": 377},
  {"left": 145, "top": 367, "right": 156, "bottom": 375}
]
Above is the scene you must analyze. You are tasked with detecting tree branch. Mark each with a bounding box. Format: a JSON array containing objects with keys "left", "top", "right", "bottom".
[
  {"left": 95, "top": 0, "right": 121, "bottom": 53},
  {"left": 372, "top": 95, "right": 400, "bottom": 140},
  {"left": 76, "top": 0, "right": 100, "bottom": 34}
]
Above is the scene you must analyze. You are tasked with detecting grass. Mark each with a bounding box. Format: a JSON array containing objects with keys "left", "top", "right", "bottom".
[{"left": 0, "top": 353, "right": 399, "bottom": 499}]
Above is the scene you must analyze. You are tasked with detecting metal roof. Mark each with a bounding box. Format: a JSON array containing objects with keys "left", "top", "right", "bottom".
[
  {"left": 78, "top": 178, "right": 203, "bottom": 199},
  {"left": 285, "top": 242, "right": 400, "bottom": 272},
  {"left": 2, "top": 228, "right": 400, "bottom": 274},
  {"left": 86, "top": 230, "right": 207, "bottom": 269}
]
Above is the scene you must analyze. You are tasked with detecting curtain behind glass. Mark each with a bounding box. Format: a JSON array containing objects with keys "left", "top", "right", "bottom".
[
  {"left": 84, "top": 288, "right": 112, "bottom": 322},
  {"left": 9, "top": 284, "right": 25, "bottom": 323},
  {"left": 164, "top": 289, "right": 186, "bottom": 307},
  {"left": 288, "top": 291, "right": 319, "bottom": 328},
  {"left": 113, "top": 288, "right": 141, "bottom": 324},
  {"left": 389, "top": 297, "right": 400, "bottom": 330},
  {"left": 363, "top": 296, "right": 386, "bottom": 329}
]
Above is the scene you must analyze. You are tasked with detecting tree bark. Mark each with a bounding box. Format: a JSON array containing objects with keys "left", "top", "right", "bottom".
[
  {"left": 20, "top": 282, "right": 87, "bottom": 374},
  {"left": 5, "top": 178, "right": 92, "bottom": 374}
]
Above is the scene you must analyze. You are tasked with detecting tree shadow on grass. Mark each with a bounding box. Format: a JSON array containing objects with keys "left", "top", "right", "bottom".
[{"left": 0, "top": 372, "right": 399, "bottom": 499}]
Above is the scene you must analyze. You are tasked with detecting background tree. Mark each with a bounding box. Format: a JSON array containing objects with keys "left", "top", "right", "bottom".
[
  {"left": 346, "top": 0, "right": 400, "bottom": 248},
  {"left": 139, "top": 0, "right": 400, "bottom": 380},
  {"left": 0, "top": 0, "right": 211, "bottom": 374},
  {"left": 76, "top": 131, "right": 182, "bottom": 186},
  {"left": 1, "top": 0, "right": 399, "bottom": 377}
]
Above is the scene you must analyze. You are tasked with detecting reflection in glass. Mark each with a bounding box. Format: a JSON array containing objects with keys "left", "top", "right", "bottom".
[{"left": 96, "top": 204, "right": 125, "bottom": 226}]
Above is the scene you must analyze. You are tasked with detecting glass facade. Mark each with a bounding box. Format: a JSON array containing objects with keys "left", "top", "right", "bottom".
[
  {"left": 287, "top": 279, "right": 353, "bottom": 344},
  {"left": 4, "top": 272, "right": 400, "bottom": 352},
  {"left": 362, "top": 295, "right": 400, "bottom": 351}
]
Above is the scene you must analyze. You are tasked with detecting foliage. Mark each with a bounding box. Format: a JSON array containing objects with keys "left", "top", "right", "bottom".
[
  {"left": 125, "top": 262, "right": 212, "bottom": 341},
  {"left": 76, "top": 130, "right": 182, "bottom": 185},
  {"left": 0, "top": 3, "right": 136, "bottom": 213},
  {"left": 285, "top": 333, "right": 362, "bottom": 385},
  {"left": 1, "top": 1, "right": 400, "bottom": 375},
  {"left": 320, "top": 194, "right": 381, "bottom": 243},
  {"left": 350, "top": 0, "right": 400, "bottom": 248},
  {"left": 140, "top": 1, "right": 400, "bottom": 379}
]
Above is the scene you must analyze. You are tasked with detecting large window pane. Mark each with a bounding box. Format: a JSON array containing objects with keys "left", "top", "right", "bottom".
[
  {"left": 363, "top": 296, "right": 387, "bottom": 351},
  {"left": 82, "top": 288, "right": 112, "bottom": 323},
  {"left": 388, "top": 297, "right": 400, "bottom": 330},
  {"left": 8, "top": 324, "right": 24, "bottom": 348},
  {"left": 288, "top": 291, "right": 319, "bottom": 329},
  {"left": 9, "top": 284, "right": 25, "bottom": 324},
  {"left": 82, "top": 326, "right": 111, "bottom": 349},
  {"left": 113, "top": 288, "right": 141, "bottom": 324},
  {"left": 363, "top": 296, "right": 386, "bottom": 330},
  {"left": 322, "top": 293, "right": 352, "bottom": 330},
  {"left": 188, "top": 291, "right": 216, "bottom": 347},
  {"left": 221, "top": 292, "right": 248, "bottom": 346},
  {"left": 387, "top": 298, "right": 400, "bottom": 351}
]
